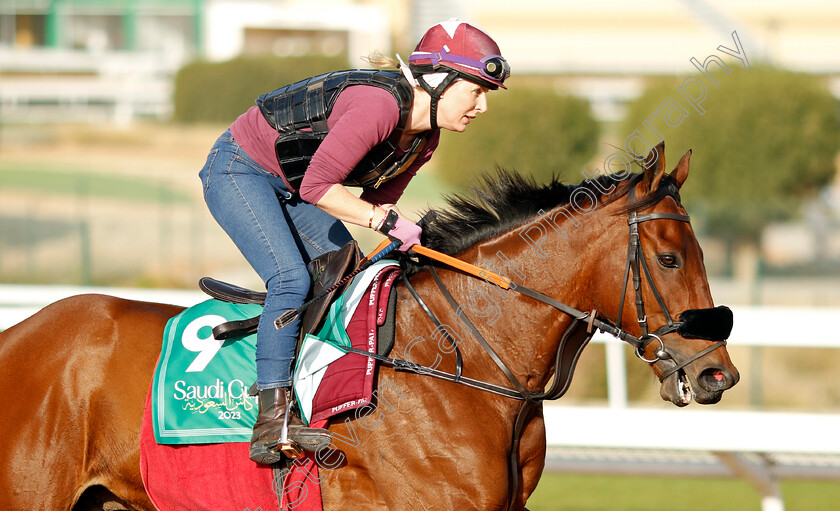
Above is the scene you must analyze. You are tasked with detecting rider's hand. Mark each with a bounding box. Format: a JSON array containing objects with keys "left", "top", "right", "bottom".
[{"left": 385, "top": 215, "right": 423, "bottom": 252}]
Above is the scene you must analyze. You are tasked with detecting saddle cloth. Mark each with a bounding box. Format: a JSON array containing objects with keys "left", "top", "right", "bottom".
[
  {"left": 140, "top": 381, "right": 285, "bottom": 511},
  {"left": 149, "top": 260, "right": 400, "bottom": 444},
  {"left": 151, "top": 299, "right": 262, "bottom": 444},
  {"left": 141, "top": 261, "right": 401, "bottom": 510},
  {"left": 280, "top": 261, "right": 401, "bottom": 511}
]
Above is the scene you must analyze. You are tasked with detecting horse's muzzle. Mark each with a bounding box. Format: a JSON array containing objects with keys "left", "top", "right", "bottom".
[{"left": 676, "top": 306, "right": 733, "bottom": 341}]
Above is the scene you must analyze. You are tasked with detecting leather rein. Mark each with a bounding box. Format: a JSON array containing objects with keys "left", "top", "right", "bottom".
[
  {"left": 343, "top": 190, "right": 726, "bottom": 400},
  {"left": 336, "top": 188, "right": 728, "bottom": 511}
]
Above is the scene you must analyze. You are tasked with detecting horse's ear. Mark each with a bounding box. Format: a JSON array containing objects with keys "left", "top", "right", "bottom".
[
  {"left": 642, "top": 140, "right": 666, "bottom": 193},
  {"left": 670, "top": 149, "right": 692, "bottom": 190}
]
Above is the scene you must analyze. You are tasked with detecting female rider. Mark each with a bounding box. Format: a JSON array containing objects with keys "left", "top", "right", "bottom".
[{"left": 198, "top": 19, "right": 510, "bottom": 464}]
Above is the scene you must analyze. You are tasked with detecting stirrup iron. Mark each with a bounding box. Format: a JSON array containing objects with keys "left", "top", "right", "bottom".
[{"left": 277, "top": 399, "right": 305, "bottom": 459}]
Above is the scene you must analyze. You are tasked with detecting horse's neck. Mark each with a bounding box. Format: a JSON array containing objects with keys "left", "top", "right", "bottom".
[{"left": 422, "top": 209, "right": 608, "bottom": 391}]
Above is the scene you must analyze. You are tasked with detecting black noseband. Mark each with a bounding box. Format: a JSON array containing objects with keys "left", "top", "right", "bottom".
[{"left": 677, "top": 306, "right": 733, "bottom": 341}]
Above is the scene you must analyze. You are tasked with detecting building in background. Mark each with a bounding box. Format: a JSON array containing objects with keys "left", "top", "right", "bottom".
[
  {"left": 0, "top": 0, "right": 838, "bottom": 289},
  {"left": 0, "top": 0, "right": 202, "bottom": 53},
  {"left": 1, "top": 0, "right": 839, "bottom": 124},
  {"left": 0, "top": 0, "right": 203, "bottom": 124},
  {"left": 0, "top": 0, "right": 398, "bottom": 124},
  {"left": 459, "top": 0, "right": 840, "bottom": 122}
]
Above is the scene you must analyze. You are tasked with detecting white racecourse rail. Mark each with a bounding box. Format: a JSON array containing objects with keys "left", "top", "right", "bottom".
[
  {"left": 0, "top": 284, "right": 206, "bottom": 330},
  {"left": 1, "top": 286, "right": 839, "bottom": 511},
  {"left": 549, "top": 305, "right": 840, "bottom": 511}
]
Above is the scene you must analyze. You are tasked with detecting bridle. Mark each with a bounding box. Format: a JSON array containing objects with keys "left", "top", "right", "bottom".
[
  {"left": 384, "top": 181, "right": 730, "bottom": 395},
  {"left": 336, "top": 179, "right": 732, "bottom": 511},
  {"left": 616, "top": 185, "right": 729, "bottom": 382}
]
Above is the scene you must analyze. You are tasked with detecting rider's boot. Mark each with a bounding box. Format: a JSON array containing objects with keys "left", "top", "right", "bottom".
[{"left": 249, "top": 387, "right": 332, "bottom": 465}]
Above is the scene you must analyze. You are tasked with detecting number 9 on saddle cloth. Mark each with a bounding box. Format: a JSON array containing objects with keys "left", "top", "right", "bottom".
[{"left": 150, "top": 240, "right": 400, "bottom": 445}]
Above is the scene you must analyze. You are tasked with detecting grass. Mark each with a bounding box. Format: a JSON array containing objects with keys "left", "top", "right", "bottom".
[
  {"left": 0, "top": 163, "right": 191, "bottom": 204},
  {"left": 527, "top": 473, "right": 840, "bottom": 511}
]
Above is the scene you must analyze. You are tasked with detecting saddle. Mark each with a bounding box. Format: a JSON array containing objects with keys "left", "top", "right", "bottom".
[{"left": 200, "top": 240, "right": 361, "bottom": 344}]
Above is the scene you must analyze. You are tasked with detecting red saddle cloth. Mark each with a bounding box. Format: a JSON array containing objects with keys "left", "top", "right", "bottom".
[
  {"left": 140, "top": 381, "right": 275, "bottom": 510},
  {"left": 141, "top": 380, "right": 326, "bottom": 511},
  {"left": 139, "top": 265, "right": 401, "bottom": 510}
]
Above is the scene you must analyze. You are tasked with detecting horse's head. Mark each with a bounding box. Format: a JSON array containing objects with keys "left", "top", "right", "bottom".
[
  {"left": 599, "top": 141, "right": 739, "bottom": 406},
  {"left": 415, "top": 145, "right": 738, "bottom": 407}
]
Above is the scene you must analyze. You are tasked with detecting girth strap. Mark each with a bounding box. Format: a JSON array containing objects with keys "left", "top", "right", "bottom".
[
  {"left": 429, "top": 266, "right": 533, "bottom": 401},
  {"left": 400, "top": 273, "right": 463, "bottom": 381}
]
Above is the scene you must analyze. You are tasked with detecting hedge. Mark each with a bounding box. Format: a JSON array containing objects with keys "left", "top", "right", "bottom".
[
  {"left": 618, "top": 65, "right": 840, "bottom": 241},
  {"left": 174, "top": 61, "right": 601, "bottom": 194},
  {"left": 173, "top": 55, "right": 347, "bottom": 123},
  {"left": 432, "top": 87, "right": 600, "bottom": 190}
]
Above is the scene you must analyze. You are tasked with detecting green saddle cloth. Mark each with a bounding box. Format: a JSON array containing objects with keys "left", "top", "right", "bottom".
[{"left": 151, "top": 299, "right": 262, "bottom": 444}]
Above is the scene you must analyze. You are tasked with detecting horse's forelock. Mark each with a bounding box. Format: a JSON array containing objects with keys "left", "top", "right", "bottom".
[{"left": 610, "top": 173, "right": 684, "bottom": 216}]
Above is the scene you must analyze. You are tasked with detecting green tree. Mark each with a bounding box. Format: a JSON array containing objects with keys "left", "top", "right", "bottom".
[
  {"left": 619, "top": 66, "right": 840, "bottom": 244},
  {"left": 173, "top": 55, "right": 347, "bottom": 123},
  {"left": 433, "top": 87, "right": 600, "bottom": 189}
]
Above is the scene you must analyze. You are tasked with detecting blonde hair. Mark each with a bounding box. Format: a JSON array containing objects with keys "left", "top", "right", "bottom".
[
  {"left": 363, "top": 51, "right": 433, "bottom": 92},
  {"left": 362, "top": 51, "right": 399, "bottom": 69}
]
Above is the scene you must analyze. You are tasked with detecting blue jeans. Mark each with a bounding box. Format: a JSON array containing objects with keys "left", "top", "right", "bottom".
[{"left": 199, "top": 129, "right": 354, "bottom": 389}]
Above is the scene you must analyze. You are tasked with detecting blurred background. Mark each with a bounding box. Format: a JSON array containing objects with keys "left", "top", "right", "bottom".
[{"left": 1, "top": 1, "right": 839, "bottom": 509}]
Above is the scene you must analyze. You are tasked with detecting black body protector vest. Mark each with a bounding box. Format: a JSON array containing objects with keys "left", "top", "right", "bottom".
[{"left": 256, "top": 70, "right": 426, "bottom": 191}]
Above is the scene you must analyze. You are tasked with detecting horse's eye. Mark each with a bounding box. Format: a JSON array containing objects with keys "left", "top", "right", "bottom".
[{"left": 658, "top": 254, "right": 680, "bottom": 268}]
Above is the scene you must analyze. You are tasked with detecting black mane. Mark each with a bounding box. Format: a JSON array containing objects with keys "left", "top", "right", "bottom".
[{"left": 419, "top": 168, "right": 652, "bottom": 256}]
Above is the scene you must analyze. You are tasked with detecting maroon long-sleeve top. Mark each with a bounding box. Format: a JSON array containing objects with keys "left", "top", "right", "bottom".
[{"left": 230, "top": 85, "right": 440, "bottom": 206}]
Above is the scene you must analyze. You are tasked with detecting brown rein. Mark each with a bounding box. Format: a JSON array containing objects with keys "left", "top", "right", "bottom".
[{"left": 335, "top": 196, "right": 730, "bottom": 511}]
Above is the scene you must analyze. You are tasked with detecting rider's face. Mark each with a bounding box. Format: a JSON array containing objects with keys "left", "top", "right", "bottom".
[{"left": 435, "top": 80, "right": 490, "bottom": 133}]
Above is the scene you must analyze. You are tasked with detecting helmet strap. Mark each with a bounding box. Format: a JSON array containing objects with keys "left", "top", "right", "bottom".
[
  {"left": 417, "top": 71, "right": 459, "bottom": 130},
  {"left": 395, "top": 53, "right": 418, "bottom": 87}
]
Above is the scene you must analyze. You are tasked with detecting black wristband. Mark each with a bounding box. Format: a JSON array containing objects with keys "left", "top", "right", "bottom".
[{"left": 377, "top": 210, "right": 399, "bottom": 234}]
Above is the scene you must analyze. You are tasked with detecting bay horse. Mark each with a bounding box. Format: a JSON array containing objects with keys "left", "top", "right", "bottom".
[{"left": 0, "top": 142, "right": 738, "bottom": 510}]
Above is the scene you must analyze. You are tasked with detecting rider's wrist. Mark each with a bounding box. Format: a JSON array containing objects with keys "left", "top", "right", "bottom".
[
  {"left": 377, "top": 210, "right": 399, "bottom": 234},
  {"left": 372, "top": 207, "right": 388, "bottom": 231},
  {"left": 367, "top": 204, "right": 377, "bottom": 229}
]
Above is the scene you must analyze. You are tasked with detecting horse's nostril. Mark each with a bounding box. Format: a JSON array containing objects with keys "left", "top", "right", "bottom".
[{"left": 698, "top": 367, "right": 732, "bottom": 391}]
